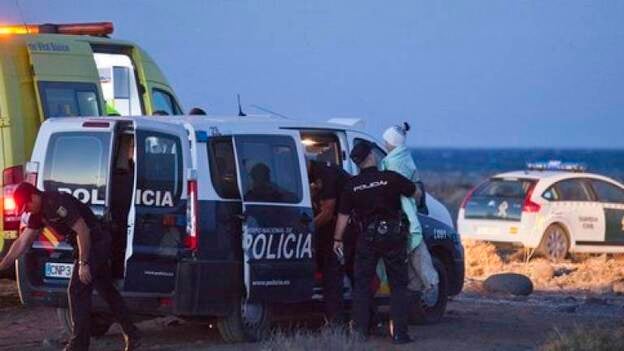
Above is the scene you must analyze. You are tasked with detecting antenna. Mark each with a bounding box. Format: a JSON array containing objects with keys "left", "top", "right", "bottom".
[
  {"left": 237, "top": 94, "right": 246, "bottom": 117},
  {"left": 14, "top": 0, "right": 29, "bottom": 31},
  {"left": 250, "top": 104, "right": 291, "bottom": 119}
]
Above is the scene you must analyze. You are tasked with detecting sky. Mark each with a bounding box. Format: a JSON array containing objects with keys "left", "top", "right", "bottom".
[{"left": 1, "top": 0, "right": 623, "bottom": 148}]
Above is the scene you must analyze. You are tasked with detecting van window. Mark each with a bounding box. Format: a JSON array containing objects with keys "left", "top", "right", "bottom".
[
  {"left": 475, "top": 179, "right": 535, "bottom": 198},
  {"left": 136, "top": 131, "right": 183, "bottom": 205},
  {"left": 152, "top": 89, "right": 181, "bottom": 116},
  {"left": 39, "top": 82, "right": 101, "bottom": 118},
  {"left": 300, "top": 132, "right": 342, "bottom": 166},
  {"left": 208, "top": 137, "right": 240, "bottom": 199},
  {"left": 591, "top": 180, "right": 624, "bottom": 204},
  {"left": 43, "top": 132, "right": 110, "bottom": 204},
  {"left": 236, "top": 135, "right": 302, "bottom": 203}
]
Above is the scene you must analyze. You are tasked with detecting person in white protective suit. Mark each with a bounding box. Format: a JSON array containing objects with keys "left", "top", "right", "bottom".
[{"left": 377, "top": 122, "right": 438, "bottom": 294}]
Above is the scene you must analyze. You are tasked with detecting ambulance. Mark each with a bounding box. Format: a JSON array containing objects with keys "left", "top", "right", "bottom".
[
  {"left": 0, "top": 22, "right": 182, "bottom": 267},
  {"left": 20, "top": 115, "right": 464, "bottom": 342}
]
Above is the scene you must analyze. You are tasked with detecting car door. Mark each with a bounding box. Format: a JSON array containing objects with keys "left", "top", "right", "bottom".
[
  {"left": 589, "top": 179, "right": 624, "bottom": 245},
  {"left": 549, "top": 178, "right": 603, "bottom": 244},
  {"left": 124, "top": 119, "right": 190, "bottom": 293},
  {"left": 232, "top": 132, "right": 315, "bottom": 303}
]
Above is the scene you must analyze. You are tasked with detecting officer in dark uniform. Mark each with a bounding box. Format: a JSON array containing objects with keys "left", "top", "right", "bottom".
[
  {"left": 307, "top": 159, "right": 351, "bottom": 324},
  {"left": 333, "top": 141, "right": 418, "bottom": 344},
  {"left": 0, "top": 182, "right": 141, "bottom": 351}
]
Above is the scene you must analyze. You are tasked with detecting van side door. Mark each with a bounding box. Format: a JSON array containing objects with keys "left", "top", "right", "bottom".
[
  {"left": 123, "top": 120, "right": 190, "bottom": 293},
  {"left": 232, "top": 132, "right": 315, "bottom": 303}
]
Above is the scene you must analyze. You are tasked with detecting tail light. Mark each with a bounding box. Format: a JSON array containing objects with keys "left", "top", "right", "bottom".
[
  {"left": 2, "top": 165, "right": 24, "bottom": 231},
  {"left": 522, "top": 182, "right": 541, "bottom": 213},
  {"left": 185, "top": 169, "right": 199, "bottom": 251}
]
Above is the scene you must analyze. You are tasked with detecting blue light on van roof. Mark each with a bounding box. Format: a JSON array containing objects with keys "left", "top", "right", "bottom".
[
  {"left": 195, "top": 131, "right": 209, "bottom": 142},
  {"left": 526, "top": 160, "right": 586, "bottom": 172}
]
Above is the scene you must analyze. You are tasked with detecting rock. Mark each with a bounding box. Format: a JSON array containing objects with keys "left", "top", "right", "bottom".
[
  {"left": 483, "top": 273, "right": 534, "bottom": 296},
  {"left": 613, "top": 279, "right": 624, "bottom": 295}
]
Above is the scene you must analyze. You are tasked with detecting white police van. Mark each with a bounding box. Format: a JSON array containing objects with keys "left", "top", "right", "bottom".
[
  {"left": 458, "top": 161, "right": 624, "bottom": 261},
  {"left": 18, "top": 115, "right": 464, "bottom": 342}
]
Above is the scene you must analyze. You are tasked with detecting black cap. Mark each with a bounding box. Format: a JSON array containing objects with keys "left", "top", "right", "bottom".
[
  {"left": 13, "top": 182, "right": 39, "bottom": 214},
  {"left": 350, "top": 141, "right": 373, "bottom": 165}
]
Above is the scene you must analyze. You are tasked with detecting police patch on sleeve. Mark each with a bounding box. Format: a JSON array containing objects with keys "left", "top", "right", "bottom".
[{"left": 56, "top": 206, "right": 68, "bottom": 218}]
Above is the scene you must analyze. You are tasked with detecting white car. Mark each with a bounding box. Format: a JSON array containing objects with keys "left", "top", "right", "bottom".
[{"left": 457, "top": 162, "right": 624, "bottom": 260}]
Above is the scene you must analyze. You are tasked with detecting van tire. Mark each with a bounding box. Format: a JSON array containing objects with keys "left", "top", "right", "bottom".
[
  {"left": 217, "top": 298, "right": 271, "bottom": 343},
  {"left": 56, "top": 308, "right": 113, "bottom": 338},
  {"left": 408, "top": 256, "right": 448, "bottom": 325},
  {"left": 538, "top": 224, "right": 569, "bottom": 262}
]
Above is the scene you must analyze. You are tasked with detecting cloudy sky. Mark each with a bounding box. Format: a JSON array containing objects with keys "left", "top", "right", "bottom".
[{"left": 1, "top": 0, "right": 623, "bottom": 148}]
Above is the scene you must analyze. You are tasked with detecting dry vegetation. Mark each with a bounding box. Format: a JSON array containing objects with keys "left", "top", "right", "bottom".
[
  {"left": 261, "top": 326, "right": 373, "bottom": 351},
  {"left": 540, "top": 325, "right": 624, "bottom": 351},
  {"left": 463, "top": 240, "right": 624, "bottom": 294}
]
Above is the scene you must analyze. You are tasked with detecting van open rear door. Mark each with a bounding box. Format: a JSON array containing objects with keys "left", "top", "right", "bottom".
[
  {"left": 124, "top": 119, "right": 190, "bottom": 293},
  {"left": 232, "top": 132, "right": 315, "bottom": 303}
]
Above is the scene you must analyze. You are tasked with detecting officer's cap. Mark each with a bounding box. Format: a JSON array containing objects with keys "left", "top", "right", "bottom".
[
  {"left": 13, "top": 182, "right": 40, "bottom": 214},
  {"left": 350, "top": 141, "right": 373, "bottom": 165}
]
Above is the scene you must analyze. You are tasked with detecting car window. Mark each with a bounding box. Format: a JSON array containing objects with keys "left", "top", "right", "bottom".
[
  {"left": 136, "top": 131, "right": 183, "bottom": 206},
  {"left": 300, "top": 132, "right": 342, "bottom": 166},
  {"left": 208, "top": 137, "right": 241, "bottom": 199},
  {"left": 475, "top": 179, "right": 535, "bottom": 198},
  {"left": 236, "top": 135, "right": 302, "bottom": 203},
  {"left": 591, "top": 180, "right": 624, "bottom": 204},
  {"left": 152, "top": 88, "right": 181, "bottom": 116},
  {"left": 554, "top": 179, "right": 592, "bottom": 201},
  {"left": 39, "top": 82, "right": 101, "bottom": 118},
  {"left": 43, "top": 132, "right": 110, "bottom": 205}
]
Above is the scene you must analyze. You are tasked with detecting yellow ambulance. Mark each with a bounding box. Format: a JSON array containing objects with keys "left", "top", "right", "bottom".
[{"left": 0, "top": 22, "right": 183, "bottom": 263}]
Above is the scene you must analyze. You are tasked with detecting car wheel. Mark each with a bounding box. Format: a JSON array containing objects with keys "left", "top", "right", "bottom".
[
  {"left": 56, "top": 308, "right": 113, "bottom": 338},
  {"left": 217, "top": 297, "right": 271, "bottom": 343},
  {"left": 539, "top": 224, "right": 569, "bottom": 261},
  {"left": 408, "top": 255, "right": 448, "bottom": 325}
]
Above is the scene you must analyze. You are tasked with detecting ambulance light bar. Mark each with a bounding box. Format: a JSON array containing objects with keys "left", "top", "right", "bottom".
[
  {"left": 0, "top": 22, "right": 113, "bottom": 36},
  {"left": 526, "top": 161, "right": 586, "bottom": 172}
]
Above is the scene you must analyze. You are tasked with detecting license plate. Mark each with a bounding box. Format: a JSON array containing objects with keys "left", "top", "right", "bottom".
[
  {"left": 476, "top": 226, "right": 500, "bottom": 236},
  {"left": 45, "top": 262, "right": 73, "bottom": 279}
]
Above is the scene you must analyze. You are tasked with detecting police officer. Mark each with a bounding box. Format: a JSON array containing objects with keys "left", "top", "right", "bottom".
[
  {"left": 0, "top": 182, "right": 141, "bottom": 351},
  {"left": 307, "top": 159, "right": 350, "bottom": 324},
  {"left": 333, "top": 141, "right": 419, "bottom": 344}
]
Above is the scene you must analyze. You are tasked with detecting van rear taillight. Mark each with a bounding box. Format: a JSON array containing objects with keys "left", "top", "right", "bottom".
[
  {"left": 185, "top": 171, "right": 199, "bottom": 251},
  {"left": 522, "top": 183, "right": 541, "bottom": 213},
  {"left": 2, "top": 165, "right": 24, "bottom": 231}
]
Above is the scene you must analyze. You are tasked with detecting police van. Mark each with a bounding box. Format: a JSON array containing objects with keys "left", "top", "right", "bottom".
[
  {"left": 19, "top": 115, "right": 464, "bottom": 342},
  {"left": 0, "top": 22, "right": 182, "bottom": 267},
  {"left": 458, "top": 161, "right": 624, "bottom": 260}
]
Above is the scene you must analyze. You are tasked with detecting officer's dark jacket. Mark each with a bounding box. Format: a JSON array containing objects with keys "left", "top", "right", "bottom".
[
  {"left": 27, "top": 191, "right": 102, "bottom": 246},
  {"left": 309, "top": 160, "right": 351, "bottom": 211},
  {"left": 338, "top": 166, "right": 415, "bottom": 217}
]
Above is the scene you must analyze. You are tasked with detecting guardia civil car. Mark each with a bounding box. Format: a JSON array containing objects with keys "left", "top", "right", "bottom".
[{"left": 458, "top": 161, "right": 624, "bottom": 260}]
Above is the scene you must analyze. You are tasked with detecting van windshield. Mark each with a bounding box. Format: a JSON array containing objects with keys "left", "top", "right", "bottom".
[{"left": 43, "top": 132, "right": 110, "bottom": 205}]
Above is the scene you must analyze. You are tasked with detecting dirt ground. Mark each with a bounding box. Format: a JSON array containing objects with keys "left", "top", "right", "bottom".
[{"left": 1, "top": 244, "right": 623, "bottom": 351}]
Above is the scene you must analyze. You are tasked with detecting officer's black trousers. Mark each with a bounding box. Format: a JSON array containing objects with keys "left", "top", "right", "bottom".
[
  {"left": 352, "top": 234, "right": 408, "bottom": 337},
  {"left": 67, "top": 233, "right": 137, "bottom": 350},
  {"left": 317, "top": 225, "right": 345, "bottom": 323}
]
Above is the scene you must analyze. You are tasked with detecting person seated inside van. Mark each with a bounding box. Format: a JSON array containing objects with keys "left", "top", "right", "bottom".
[{"left": 245, "top": 163, "right": 297, "bottom": 202}]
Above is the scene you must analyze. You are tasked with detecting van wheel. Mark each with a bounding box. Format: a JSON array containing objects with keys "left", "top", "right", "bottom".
[
  {"left": 56, "top": 308, "right": 113, "bottom": 338},
  {"left": 538, "top": 224, "right": 569, "bottom": 262},
  {"left": 217, "top": 298, "right": 271, "bottom": 343},
  {"left": 408, "top": 256, "right": 448, "bottom": 325}
]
